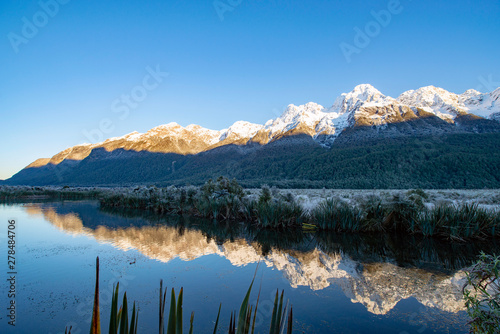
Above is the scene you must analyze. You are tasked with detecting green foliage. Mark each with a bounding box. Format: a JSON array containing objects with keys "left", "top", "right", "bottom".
[
  {"left": 159, "top": 280, "right": 167, "bottom": 334},
  {"left": 358, "top": 196, "right": 386, "bottom": 231},
  {"left": 165, "top": 287, "right": 191, "bottom": 334},
  {"left": 201, "top": 176, "right": 244, "bottom": 199},
  {"left": 158, "top": 281, "right": 193, "bottom": 334},
  {"left": 100, "top": 178, "right": 307, "bottom": 229},
  {"left": 236, "top": 275, "right": 256, "bottom": 334},
  {"left": 406, "top": 188, "right": 429, "bottom": 205},
  {"left": 214, "top": 274, "right": 293, "bottom": 334},
  {"left": 463, "top": 253, "right": 500, "bottom": 333}
]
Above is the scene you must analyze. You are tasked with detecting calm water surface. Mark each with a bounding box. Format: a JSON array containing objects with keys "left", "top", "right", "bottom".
[{"left": 1, "top": 200, "right": 498, "bottom": 333}]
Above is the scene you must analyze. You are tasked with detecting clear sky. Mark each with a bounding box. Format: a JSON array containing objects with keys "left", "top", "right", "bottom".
[{"left": 1, "top": 0, "right": 499, "bottom": 180}]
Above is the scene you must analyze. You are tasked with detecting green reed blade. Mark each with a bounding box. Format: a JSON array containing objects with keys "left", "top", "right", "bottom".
[
  {"left": 189, "top": 312, "right": 194, "bottom": 334},
  {"left": 176, "top": 288, "right": 183, "bottom": 334},
  {"left": 212, "top": 303, "right": 221, "bottom": 334},
  {"left": 90, "top": 257, "right": 101, "bottom": 334},
  {"left": 119, "top": 292, "right": 129, "bottom": 334},
  {"left": 286, "top": 307, "right": 293, "bottom": 334},
  {"left": 167, "top": 288, "right": 176, "bottom": 334}
]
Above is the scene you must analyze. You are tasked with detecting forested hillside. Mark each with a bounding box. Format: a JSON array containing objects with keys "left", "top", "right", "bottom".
[{"left": 4, "top": 133, "right": 500, "bottom": 189}]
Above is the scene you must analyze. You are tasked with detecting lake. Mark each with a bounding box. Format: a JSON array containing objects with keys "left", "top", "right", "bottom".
[{"left": 1, "top": 200, "right": 497, "bottom": 333}]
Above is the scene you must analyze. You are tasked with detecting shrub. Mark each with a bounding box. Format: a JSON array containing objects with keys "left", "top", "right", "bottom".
[
  {"left": 463, "top": 253, "right": 500, "bottom": 333},
  {"left": 259, "top": 185, "right": 272, "bottom": 205}
]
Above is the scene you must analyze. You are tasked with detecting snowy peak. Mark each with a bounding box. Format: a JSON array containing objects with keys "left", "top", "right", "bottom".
[
  {"left": 349, "top": 84, "right": 384, "bottom": 101},
  {"left": 150, "top": 122, "right": 181, "bottom": 132},
  {"left": 104, "top": 131, "right": 142, "bottom": 143},
  {"left": 261, "top": 102, "right": 348, "bottom": 145},
  {"left": 269, "top": 102, "right": 326, "bottom": 127},
  {"left": 21, "top": 84, "right": 500, "bottom": 171},
  {"left": 144, "top": 123, "right": 221, "bottom": 145},
  {"left": 397, "top": 85, "right": 500, "bottom": 119},
  {"left": 397, "top": 86, "right": 462, "bottom": 109},
  {"left": 331, "top": 84, "right": 396, "bottom": 114},
  {"left": 462, "top": 89, "right": 482, "bottom": 99},
  {"left": 491, "top": 87, "right": 500, "bottom": 101},
  {"left": 220, "top": 121, "right": 263, "bottom": 141}
]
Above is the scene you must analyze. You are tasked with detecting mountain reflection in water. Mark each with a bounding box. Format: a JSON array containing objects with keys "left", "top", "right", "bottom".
[{"left": 23, "top": 200, "right": 499, "bottom": 316}]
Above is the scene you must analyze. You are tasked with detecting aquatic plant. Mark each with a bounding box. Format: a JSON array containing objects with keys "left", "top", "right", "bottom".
[
  {"left": 109, "top": 283, "right": 139, "bottom": 334},
  {"left": 269, "top": 290, "right": 292, "bottom": 334},
  {"left": 214, "top": 273, "right": 293, "bottom": 334},
  {"left": 193, "top": 177, "right": 246, "bottom": 220}
]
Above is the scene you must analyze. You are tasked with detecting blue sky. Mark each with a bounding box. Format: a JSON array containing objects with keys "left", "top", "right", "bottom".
[{"left": 1, "top": 0, "right": 499, "bottom": 180}]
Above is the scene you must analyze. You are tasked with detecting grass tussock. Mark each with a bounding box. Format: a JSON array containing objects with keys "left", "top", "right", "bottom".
[{"left": 310, "top": 199, "right": 362, "bottom": 232}]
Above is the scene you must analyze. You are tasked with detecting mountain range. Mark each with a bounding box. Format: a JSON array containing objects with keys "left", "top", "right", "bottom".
[{"left": 4, "top": 84, "right": 500, "bottom": 188}]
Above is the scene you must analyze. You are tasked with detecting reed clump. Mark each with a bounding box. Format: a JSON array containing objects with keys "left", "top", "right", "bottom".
[
  {"left": 11, "top": 180, "right": 495, "bottom": 238},
  {"left": 308, "top": 193, "right": 500, "bottom": 240},
  {"left": 310, "top": 199, "right": 362, "bottom": 232},
  {"left": 99, "top": 178, "right": 305, "bottom": 229}
]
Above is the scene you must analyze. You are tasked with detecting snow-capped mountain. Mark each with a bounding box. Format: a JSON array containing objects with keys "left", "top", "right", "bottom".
[
  {"left": 13, "top": 84, "right": 500, "bottom": 174},
  {"left": 331, "top": 84, "right": 396, "bottom": 114},
  {"left": 219, "top": 121, "right": 263, "bottom": 142},
  {"left": 397, "top": 85, "right": 500, "bottom": 120},
  {"left": 261, "top": 102, "right": 349, "bottom": 144}
]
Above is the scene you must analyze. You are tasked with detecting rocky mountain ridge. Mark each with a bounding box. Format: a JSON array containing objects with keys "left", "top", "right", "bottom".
[{"left": 23, "top": 84, "right": 500, "bottom": 170}]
